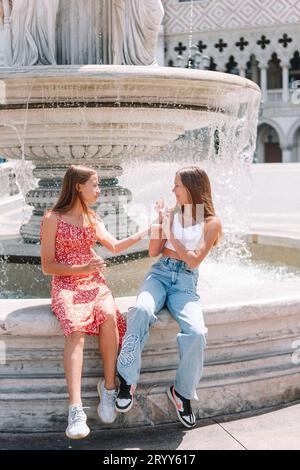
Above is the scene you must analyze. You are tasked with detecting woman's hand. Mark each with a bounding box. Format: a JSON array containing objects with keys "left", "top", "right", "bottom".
[
  {"left": 154, "top": 198, "right": 169, "bottom": 219},
  {"left": 84, "top": 257, "right": 107, "bottom": 274}
]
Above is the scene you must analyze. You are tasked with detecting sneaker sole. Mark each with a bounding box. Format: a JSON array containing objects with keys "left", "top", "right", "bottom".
[
  {"left": 115, "top": 398, "right": 134, "bottom": 413},
  {"left": 97, "top": 380, "right": 117, "bottom": 424},
  {"left": 65, "top": 427, "right": 90, "bottom": 440},
  {"left": 167, "top": 387, "right": 196, "bottom": 429}
]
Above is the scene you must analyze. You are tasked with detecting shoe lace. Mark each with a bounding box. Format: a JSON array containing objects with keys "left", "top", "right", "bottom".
[
  {"left": 182, "top": 397, "right": 193, "bottom": 416},
  {"left": 70, "top": 406, "right": 88, "bottom": 424},
  {"left": 118, "top": 379, "right": 131, "bottom": 399},
  {"left": 102, "top": 389, "right": 117, "bottom": 404}
]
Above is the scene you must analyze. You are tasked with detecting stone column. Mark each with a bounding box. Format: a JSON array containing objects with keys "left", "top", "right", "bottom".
[
  {"left": 259, "top": 64, "right": 268, "bottom": 103},
  {"left": 156, "top": 23, "right": 165, "bottom": 66},
  {"left": 281, "top": 144, "right": 293, "bottom": 163},
  {"left": 237, "top": 59, "right": 247, "bottom": 78},
  {"left": 282, "top": 63, "right": 290, "bottom": 103},
  {"left": 252, "top": 61, "right": 259, "bottom": 84}
]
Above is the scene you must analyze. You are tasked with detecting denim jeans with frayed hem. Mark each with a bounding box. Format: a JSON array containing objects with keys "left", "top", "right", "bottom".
[{"left": 117, "top": 256, "right": 207, "bottom": 400}]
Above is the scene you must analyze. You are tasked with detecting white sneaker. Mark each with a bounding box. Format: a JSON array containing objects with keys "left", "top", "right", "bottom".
[
  {"left": 97, "top": 379, "right": 117, "bottom": 424},
  {"left": 65, "top": 404, "right": 90, "bottom": 439}
]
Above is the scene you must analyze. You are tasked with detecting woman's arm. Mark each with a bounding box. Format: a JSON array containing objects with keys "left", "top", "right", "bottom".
[
  {"left": 40, "top": 212, "right": 103, "bottom": 275},
  {"left": 148, "top": 210, "right": 167, "bottom": 257},
  {"left": 95, "top": 218, "right": 150, "bottom": 255},
  {"left": 167, "top": 217, "right": 222, "bottom": 269},
  {"left": 149, "top": 237, "right": 167, "bottom": 257}
]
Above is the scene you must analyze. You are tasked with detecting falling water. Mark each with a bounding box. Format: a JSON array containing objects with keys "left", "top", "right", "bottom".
[
  {"left": 187, "top": 0, "right": 194, "bottom": 67},
  {"left": 120, "top": 84, "right": 259, "bottom": 266}
]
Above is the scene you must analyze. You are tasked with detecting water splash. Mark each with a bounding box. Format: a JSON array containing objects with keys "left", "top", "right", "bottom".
[
  {"left": 0, "top": 119, "right": 36, "bottom": 224},
  {"left": 120, "top": 82, "right": 260, "bottom": 266}
]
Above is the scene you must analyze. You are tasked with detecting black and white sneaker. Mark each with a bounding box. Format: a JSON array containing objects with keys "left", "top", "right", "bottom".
[
  {"left": 167, "top": 385, "right": 196, "bottom": 428},
  {"left": 115, "top": 374, "right": 135, "bottom": 413}
]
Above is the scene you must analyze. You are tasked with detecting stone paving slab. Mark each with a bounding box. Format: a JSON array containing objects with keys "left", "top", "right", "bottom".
[
  {"left": 217, "top": 403, "right": 300, "bottom": 450},
  {"left": 2, "top": 403, "right": 300, "bottom": 450},
  {"left": 0, "top": 418, "right": 244, "bottom": 451}
]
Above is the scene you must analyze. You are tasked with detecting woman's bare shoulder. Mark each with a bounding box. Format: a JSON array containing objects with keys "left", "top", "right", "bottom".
[
  {"left": 205, "top": 215, "right": 222, "bottom": 229},
  {"left": 43, "top": 210, "right": 58, "bottom": 226},
  {"left": 92, "top": 212, "right": 104, "bottom": 226}
]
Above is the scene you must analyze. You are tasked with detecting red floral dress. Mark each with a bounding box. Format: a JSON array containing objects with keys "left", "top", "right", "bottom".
[{"left": 40, "top": 211, "right": 126, "bottom": 345}]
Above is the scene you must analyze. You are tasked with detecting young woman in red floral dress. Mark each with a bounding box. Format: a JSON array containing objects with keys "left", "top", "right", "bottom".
[{"left": 40, "top": 165, "right": 152, "bottom": 439}]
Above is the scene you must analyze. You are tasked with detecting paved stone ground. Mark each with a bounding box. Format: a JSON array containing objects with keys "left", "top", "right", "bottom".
[{"left": 1, "top": 402, "right": 300, "bottom": 451}]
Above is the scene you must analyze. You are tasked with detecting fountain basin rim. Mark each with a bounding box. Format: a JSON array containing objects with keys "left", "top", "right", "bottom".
[
  {"left": 1, "top": 294, "right": 300, "bottom": 337},
  {"left": 1, "top": 231, "right": 300, "bottom": 264},
  {"left": 248, "top": 231, "right": 300, "bottom": 248},
  {"left": 0, "top": 65, "right": 261, "bottom": 93}
]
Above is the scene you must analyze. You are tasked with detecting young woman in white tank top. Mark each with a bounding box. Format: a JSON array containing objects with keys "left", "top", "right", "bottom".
[
  {"left": 116, "top": 166, "right": 222, "bottom": 429},
  {"left": 164, "top": 210, "right": 204, "bottom": 252}
]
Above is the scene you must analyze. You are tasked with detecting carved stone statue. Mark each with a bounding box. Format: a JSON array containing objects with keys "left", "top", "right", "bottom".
[
  {"left": 2, "top": 0, "right": 164, "bottom": 67},
  {"left": 111, "top": 0, "right": 164, "bottom": 66},
  {"left": 10, "top": 0, "right": 59, "bottom": 66}
]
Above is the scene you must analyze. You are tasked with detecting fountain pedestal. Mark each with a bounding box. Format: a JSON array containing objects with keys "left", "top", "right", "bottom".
[
  {"left": 19, "top": 161, "right": 138, "bottom": 242},
  {"left": 1, "top": 293, "right": 300, "bottom": 432}
]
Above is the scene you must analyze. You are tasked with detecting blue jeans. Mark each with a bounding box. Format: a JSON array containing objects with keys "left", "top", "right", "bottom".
[{"left": 117, "top": 256, "right": 207, "bottom": 400}]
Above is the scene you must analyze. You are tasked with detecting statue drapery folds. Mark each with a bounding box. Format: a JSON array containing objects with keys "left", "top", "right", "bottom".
[
  {"left": 2, "top": 0, "right": 164, "bottom": 66},
  {"left": 9, "top": 0, "right": 59, "bottom": 66},
  {"left": 110, "top": 0, "right": 164, "bottom": 66}
]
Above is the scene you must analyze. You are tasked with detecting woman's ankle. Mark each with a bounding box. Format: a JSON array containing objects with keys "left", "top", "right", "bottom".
[
  {"left": 69, "top": 400, "right": 82, "bottom": 407},
  {"left": 104, "top": 381, "right": 116, "bottom": 391}
]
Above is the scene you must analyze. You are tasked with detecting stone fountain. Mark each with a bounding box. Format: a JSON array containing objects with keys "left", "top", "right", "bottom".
[
  {"left": 0, "top": 0, "right": 260, "bottom": 249},
  {"left": 0, "top": 0, "right": 167, "bottom": 244},
  {"left": 3, "top": 1, "right": 299, "bottom": 435}
]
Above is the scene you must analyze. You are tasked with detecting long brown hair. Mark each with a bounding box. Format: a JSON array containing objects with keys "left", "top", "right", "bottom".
[
  {"left": 52, "top": 165, "right": 97, "bottom": 226},
  {"left": 176, "top": 166, "right": 222, "bottom": 246}
]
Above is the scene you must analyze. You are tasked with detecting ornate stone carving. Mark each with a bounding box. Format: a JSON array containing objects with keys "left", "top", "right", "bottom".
[{"left": 20, "top": 162, "right": 137, "bottom": 243}]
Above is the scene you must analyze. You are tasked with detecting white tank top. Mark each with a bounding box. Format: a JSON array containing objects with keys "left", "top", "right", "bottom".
[{"left": 164, "top": 212, "right": 204, "bottom": 252}]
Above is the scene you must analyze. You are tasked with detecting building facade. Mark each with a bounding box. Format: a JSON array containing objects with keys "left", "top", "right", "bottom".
[{"left": 162, "top": 0, "right": 300, "bottom": 163}]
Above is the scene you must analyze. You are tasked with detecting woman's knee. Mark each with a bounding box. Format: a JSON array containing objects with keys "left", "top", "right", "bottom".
[
  {"left": 132, "top": 304, "right": 156, "bottom": 325},
  {"left": 103, "top": 311, "right": 118, "bottom": 327},
  {"left": 101, "top": 296, "right": 118, "bottom": 326},
  {"left": 189, "top": 326, "right": 207, "bottom": 347},
  {"left": 65, "top": 331, "right": 85, "bottom": 345}
]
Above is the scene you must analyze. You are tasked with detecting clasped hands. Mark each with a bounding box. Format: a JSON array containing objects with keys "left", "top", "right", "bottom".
[
  {"left": 85, "top": 249, "right": 107, "bottom": 274},
  {"left": 150, "top": 197, "right": 174, "bottom": 240}
]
